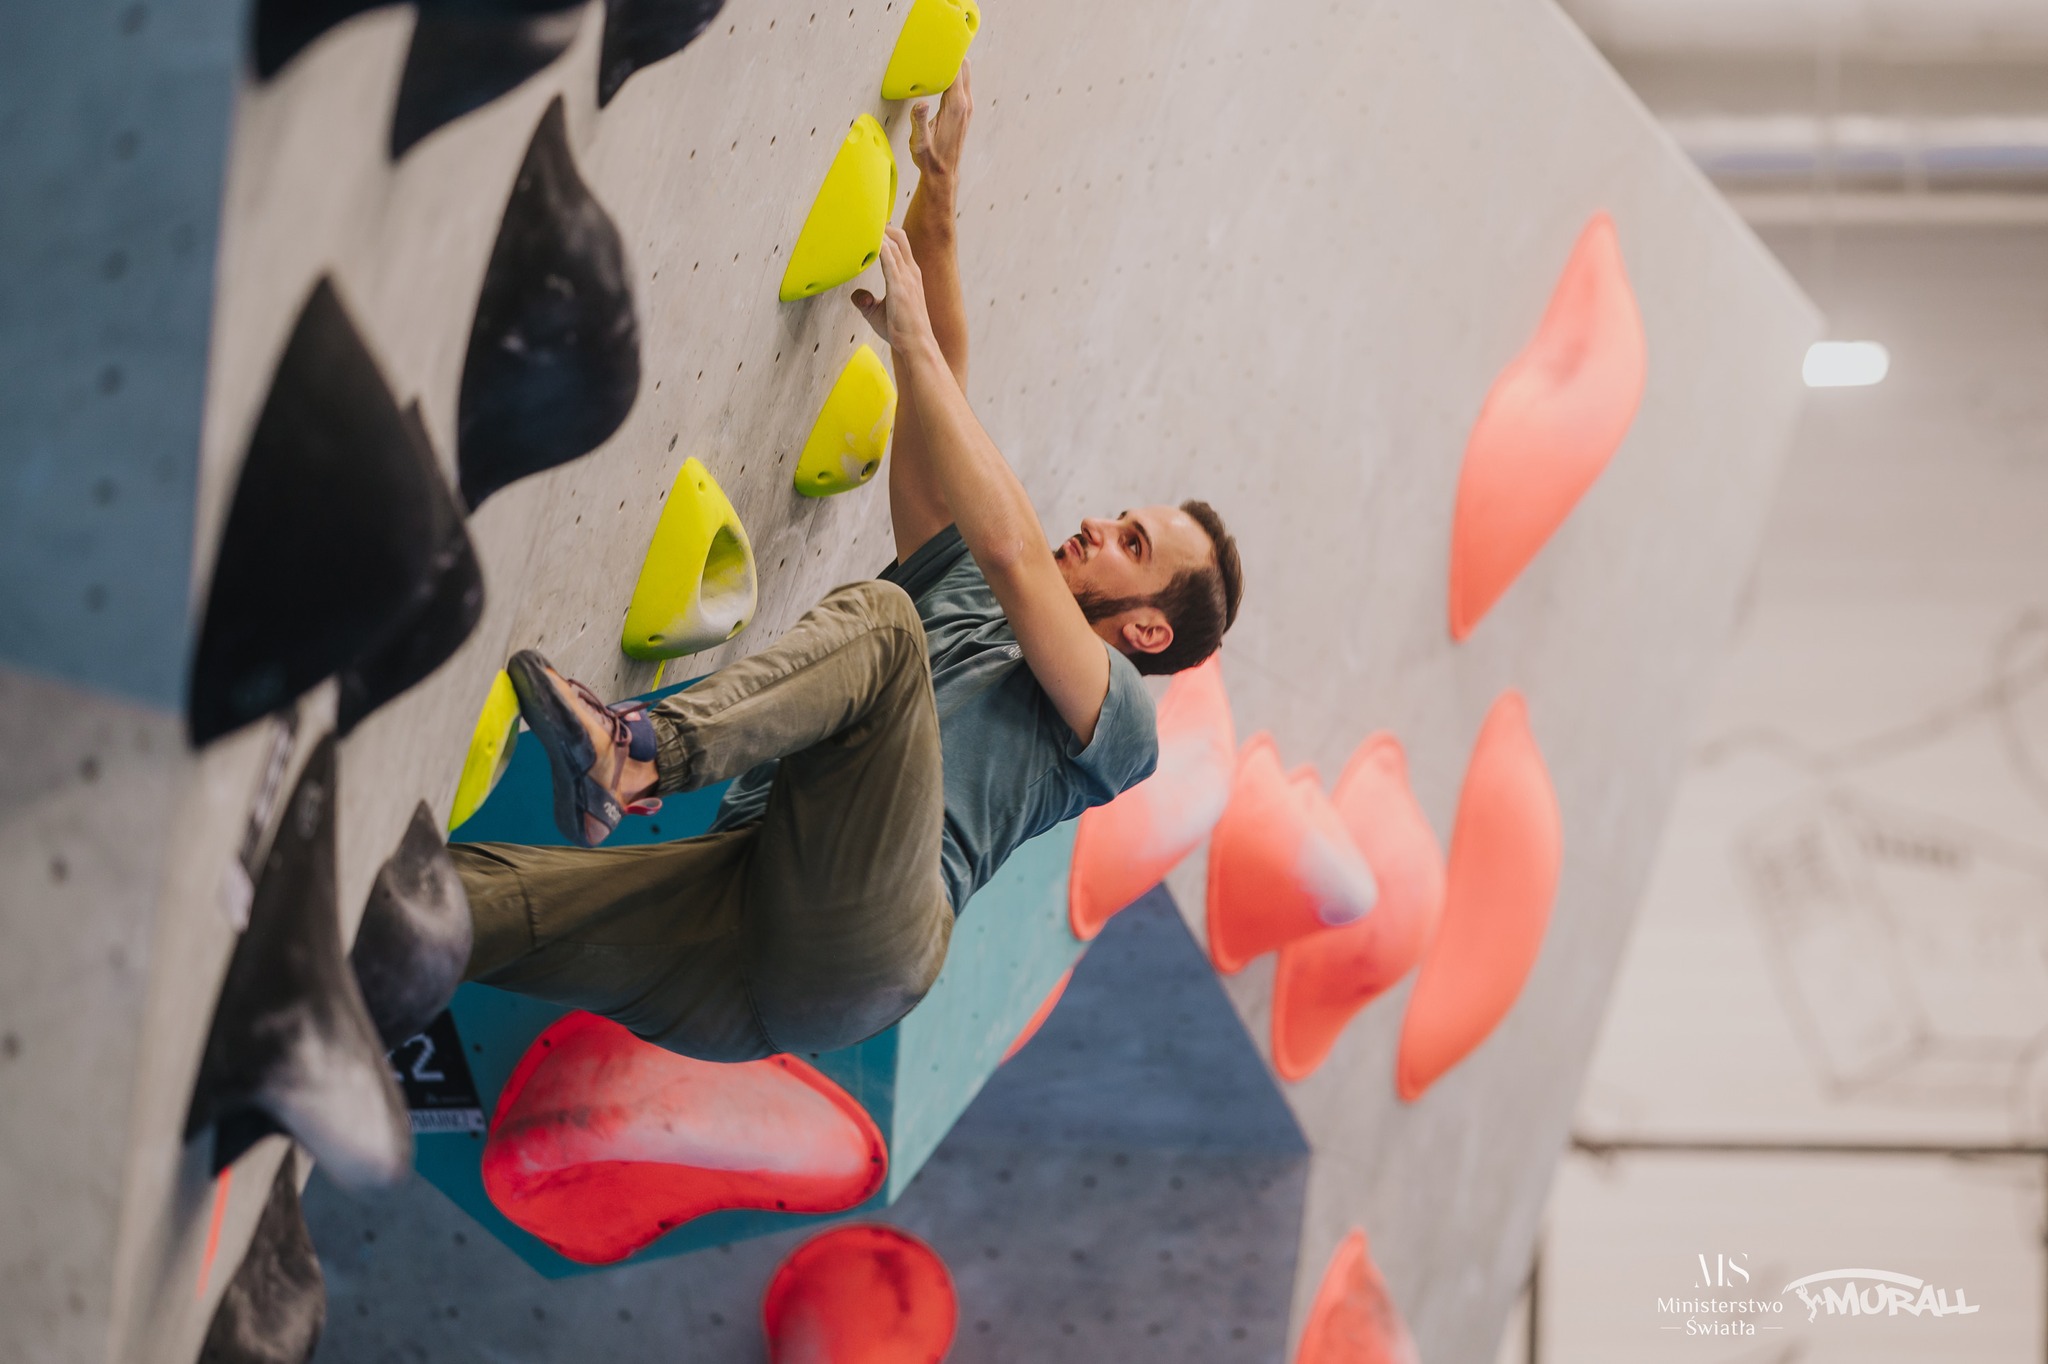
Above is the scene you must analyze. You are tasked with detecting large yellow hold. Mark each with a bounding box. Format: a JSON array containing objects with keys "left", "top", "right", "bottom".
[
  {"left": 779, "top": 115, "right": 898, "bottom": 302},
  {"left": 449, "top": 670, "right": 520, "bottom": 831},
  {"left": 620, "top": 458, "right": 758, "bottom": 661},
  {"left": 881, "top": 0, "right": 980, "bottom": 100},
  {"left": 794, "top": 345, "right": 897, "bottom": 497}
]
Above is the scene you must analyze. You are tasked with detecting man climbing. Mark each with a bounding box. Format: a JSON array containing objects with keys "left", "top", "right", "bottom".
[{"left": 450, "top": 62, "right": 1243, "bottom": 1061}]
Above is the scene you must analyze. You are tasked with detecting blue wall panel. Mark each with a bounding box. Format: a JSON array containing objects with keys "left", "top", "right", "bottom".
[{"left": 0, "top": 1, "right": 241, "bottom": 707}]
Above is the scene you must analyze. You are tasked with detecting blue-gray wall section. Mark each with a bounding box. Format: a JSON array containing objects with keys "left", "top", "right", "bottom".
[
  {"left": 307, "top": 887, "right": 1311, "bottom": 1362},
  {"left": 0, "top": 0, "right": 241, "bottom": 708},
  {"left": 957, "top": 889, "right": 1310, "bottom": 1156}
]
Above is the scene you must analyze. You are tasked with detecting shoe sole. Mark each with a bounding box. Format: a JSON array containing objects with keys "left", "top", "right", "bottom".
[{"left": 505, "top": 650, "right": 602, "bottom": 847}]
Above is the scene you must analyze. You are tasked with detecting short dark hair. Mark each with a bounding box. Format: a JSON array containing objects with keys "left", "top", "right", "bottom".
[{"left": 1078, "top": 499, "right": 1243, "bottom": 676}]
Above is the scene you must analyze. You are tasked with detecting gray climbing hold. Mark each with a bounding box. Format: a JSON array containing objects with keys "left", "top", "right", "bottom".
[
  {"left": 197, "top": 1160, "right": 326, "bottom": 1364},
  {"left": 185, "top": 736, "right": 413, "bottom": 1189},
  {"left": 350, "top": 802, "right": 474, "bottom": 1050}
]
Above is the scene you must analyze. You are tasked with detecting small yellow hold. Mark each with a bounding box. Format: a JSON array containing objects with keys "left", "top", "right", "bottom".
[
  {"left": 794, "top": 345, "right": 897, "bottom": 497},
  {"left": 881, "top": 0, "right": 980, "bottom": 101},
  {"left": 449, "top": 670, "right": 521, "bottom": 832},
  {"left": 621, "top": 457, "right": 758, "bottom": 661},
  {"left": 779, "top": 115, "right": 898, "bottom": 303}
]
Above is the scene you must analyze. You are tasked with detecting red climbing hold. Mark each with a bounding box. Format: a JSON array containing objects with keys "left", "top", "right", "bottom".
[
  {"left": 480, "top": 1012, "right": 886, "bottom": 1264},
  {"left": 1396, "top": 692, "right": 1562, "bottom": 1101},
  {"left": 1206, "top": 736, "right": 1378, "bottom": 975},
  {"left": 1272, "top": 734, "right": 1445, "bottom": 1082},
  {"left": 763, "top": 1223, "right": 958, "bottom": 1364},
  {"left": 1001, "top": 966, "right": 1073, "bottom": 1063},
  {"left": 1070, "top": 654, "right": 1236, "bottom": 940},
  {"left": 1448, "top": 211, "right": 1646, "bottom": 640},
  {"left": 196, "top": 1167, "right": 233, "bottom": 1301},
  {"left": 1295, "top": 1229, "right": 1419, "bottom": 1364}
]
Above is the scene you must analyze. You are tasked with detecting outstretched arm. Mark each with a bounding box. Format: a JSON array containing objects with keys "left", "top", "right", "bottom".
[
  {"left": 856, "top": 62, "right": 974, "bottom": 563},
  {"left": 857, "top": 226, "right": 1114, "bottom": 744}
]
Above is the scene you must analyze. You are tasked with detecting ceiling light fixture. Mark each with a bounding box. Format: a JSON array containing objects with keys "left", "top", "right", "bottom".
[{"left": 1803, "top": 341, "right": 1890, "bottom": 388}]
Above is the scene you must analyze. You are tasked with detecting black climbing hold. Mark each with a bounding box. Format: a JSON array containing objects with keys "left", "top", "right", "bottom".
[
  {"left": 458, "top": 97, "right": 641, "bottom": 511},
  {"left": 596, "top": 0, "right": 728, "bottom": 107},
  {"left": 388, "top": 1, "right": 585, "bottom": 158},
  {"left": 253, "top": 0, "right": 586, "bottom": 85},
  {"left": 250, "top": 0, "right": 393, "bottom": 80},
  {"left": 349, "top": 802, "right": 473, "bottom": 1050},
  {"left": 188, "top": 279, "right": 482, "bottom": 746},
  {"left": 333, "top": 404, "right": 485, "bottom": 734},
  {"left": 197, "top": 1161, "right": 326, "bottom": 1364},
  {"left": 185, "top": 736, "right": 412, "bottom": 1189}
]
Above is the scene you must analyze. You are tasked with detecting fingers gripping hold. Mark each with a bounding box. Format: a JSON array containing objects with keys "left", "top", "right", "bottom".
[
  {"left": 850, "top": 227, "right": 934, "bottom": 356},
  {"left": 910, "top": 60, "right": 973, "bottom": 184},
  {"left": 851, "top": 288, "right": 886, "bottom": 340},
  {"left": 909, "top": 100, "right": 933, "bottom": 168}
]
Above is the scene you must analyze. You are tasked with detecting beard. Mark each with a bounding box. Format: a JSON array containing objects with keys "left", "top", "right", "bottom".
[{"left": 1072, "top": 588, "right": 1150, "bottom": 625}]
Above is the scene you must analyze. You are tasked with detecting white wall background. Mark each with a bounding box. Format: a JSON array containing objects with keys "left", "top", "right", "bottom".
[
  {"left": 1560, "top": 0, "right": 2048, "bottom": 58},
  {"left": 1530, "top": 223, "right": 2048, "bottom": 1364}
]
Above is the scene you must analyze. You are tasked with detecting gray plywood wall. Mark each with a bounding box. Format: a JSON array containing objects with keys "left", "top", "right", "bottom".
[{"left": 0, "top": 0, "right": 1814, "bottom": 1361}]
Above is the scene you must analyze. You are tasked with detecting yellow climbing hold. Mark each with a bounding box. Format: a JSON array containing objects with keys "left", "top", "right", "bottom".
[
  {"left": 621, "top": 457, "right": 758, "bottom": 660},
  {"left": 779, "top": 115, "right": 898, "bottom": 302},
  {"left": 880, "top": 0, "right": 980, "bottom": 101},
  {"left": 449, "top": 670, "right": 521, "bottom": 831},
  {"left": 794, "top": 345, "right": 897, "bottom": 497}
]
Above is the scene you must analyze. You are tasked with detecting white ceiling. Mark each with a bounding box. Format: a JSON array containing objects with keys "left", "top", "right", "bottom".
[{"left": 1559, "top": 0, "right": 2048, "bottom": 57}]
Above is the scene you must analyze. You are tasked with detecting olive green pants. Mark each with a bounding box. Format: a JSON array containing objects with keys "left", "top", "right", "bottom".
[{"left": 450, "top": 580, "right": 952, "bottom": 1062}]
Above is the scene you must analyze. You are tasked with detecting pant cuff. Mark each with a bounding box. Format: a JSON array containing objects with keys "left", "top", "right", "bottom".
[{"left": 652, "top": 713, "right": 696, "bottom": 796}]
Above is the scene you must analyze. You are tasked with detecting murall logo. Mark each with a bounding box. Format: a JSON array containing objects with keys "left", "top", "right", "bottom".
[{"left": 1784, "top": 1269, "right": 1982, "bottom": 1322}]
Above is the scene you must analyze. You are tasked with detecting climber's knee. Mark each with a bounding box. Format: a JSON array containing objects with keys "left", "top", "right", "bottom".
[
  {"left": 819, "top": 579, "right": 924, "bottom": 651},
  {"left": 748, "top": 886, "right": 952, "bottom": 1054}
]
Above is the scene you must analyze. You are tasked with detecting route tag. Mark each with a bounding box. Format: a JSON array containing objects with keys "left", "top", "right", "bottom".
[{"left": 389, "top": 1009, "right": 485, "bottom": 1134}]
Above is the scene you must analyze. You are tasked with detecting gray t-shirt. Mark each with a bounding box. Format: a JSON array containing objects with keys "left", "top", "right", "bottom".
[{"left": 710, "top": 526, "right": 1159, "bottom": 914}]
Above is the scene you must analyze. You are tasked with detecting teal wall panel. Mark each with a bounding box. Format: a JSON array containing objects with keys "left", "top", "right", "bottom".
[
  {"left": 426, "top": 681, "right": 1086, "bottom": 1276},
  {"left": 887, "top": 819, "right": 1085, "bottom": 1197}
]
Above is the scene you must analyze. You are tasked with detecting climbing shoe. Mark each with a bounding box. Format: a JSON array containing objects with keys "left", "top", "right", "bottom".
[{"left": 504, "top": 650, "right": 661, "bottom": 847}]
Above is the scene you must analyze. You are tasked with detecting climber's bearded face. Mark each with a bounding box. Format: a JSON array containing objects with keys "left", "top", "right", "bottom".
[{"left": 1053, "top": 505, "right": 1210, "bottom": 653}]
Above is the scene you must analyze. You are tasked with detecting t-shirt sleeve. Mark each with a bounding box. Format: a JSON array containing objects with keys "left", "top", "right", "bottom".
[
  {"left": 1064, "top": 645, "right": 1159, "bottom": 805},
  {"left": 879, "top": 525, "right": 969, "bottom": 603}
]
